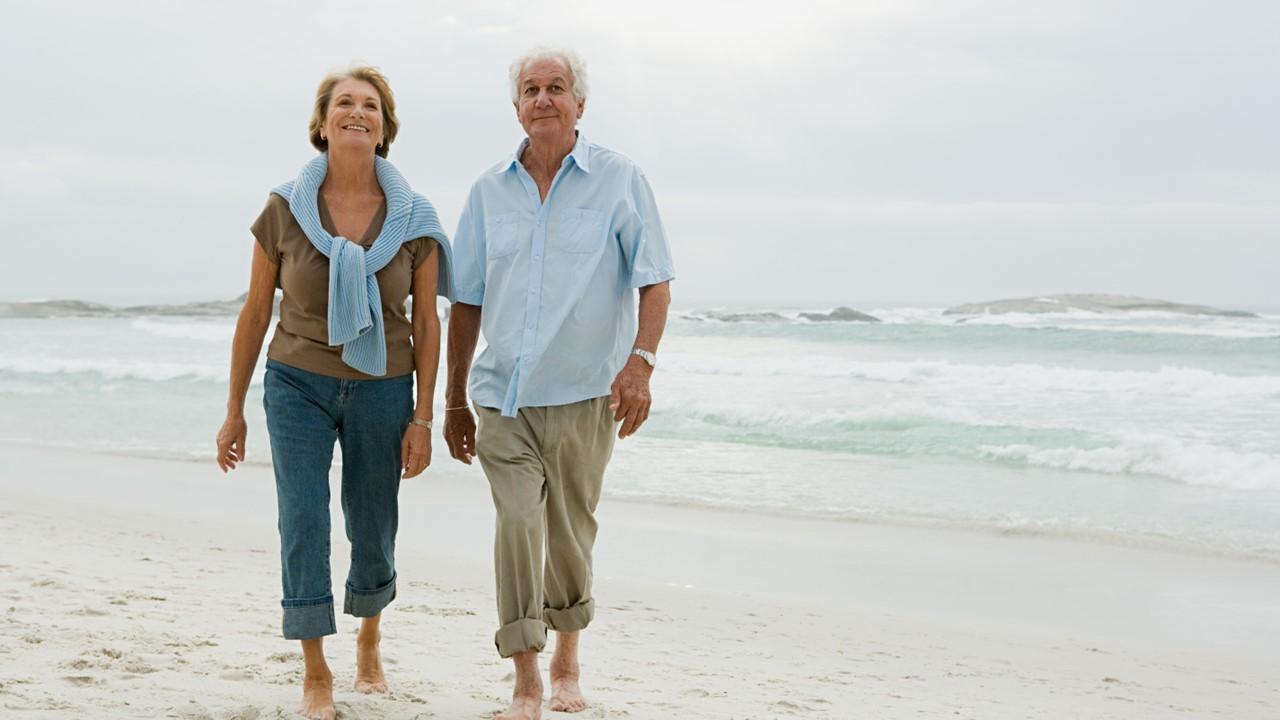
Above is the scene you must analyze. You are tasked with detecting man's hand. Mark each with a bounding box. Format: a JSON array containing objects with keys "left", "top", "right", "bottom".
[
  {"left": 444, "top": 407, "right": 478, "bottom": 464},
  {"left": 609, "top": 356, "right": 653, "bottom": 439}
]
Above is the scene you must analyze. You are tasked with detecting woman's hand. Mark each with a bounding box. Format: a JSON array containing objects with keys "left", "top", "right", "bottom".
[
  {"left": 216, "top": 414, "right": 248, "bottom": 472},
  {"left": 401, "top": 422, "right": 432, "bottom": 478}
]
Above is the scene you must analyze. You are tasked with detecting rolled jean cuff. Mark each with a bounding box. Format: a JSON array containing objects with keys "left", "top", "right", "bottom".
[
  {"left": 344, "top": 573, "right": 397, "bottom": 618},
  {"left": 282, "top": 595, "right": 336, "bottom": 640},
  {"left": 544, "top": 598, "right": 594, "bottom": 633},
  {"left": 495, "top": 618, "right": 547, "bottom": 658}
]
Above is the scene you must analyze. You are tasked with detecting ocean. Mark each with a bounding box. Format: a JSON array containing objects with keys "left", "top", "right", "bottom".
[{"left": 3, "top": 302, "right": 1279, "bottom": 558}]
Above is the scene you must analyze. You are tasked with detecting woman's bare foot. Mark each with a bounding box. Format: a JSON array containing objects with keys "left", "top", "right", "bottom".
[
  {"left": 354, "top": 616, "right": 388, "bottom": 694},
  {"left": 298, "top": 638, "right": 336, "bottom": 720},
  {"left": 299, "top": 667, "right": 336, "bottom": 720},
  {"left": 495, "top": 649, "right": 543, "bottom": 720},
  {"left": 549, "top": 631, "right": 588, "bottom": 713}
]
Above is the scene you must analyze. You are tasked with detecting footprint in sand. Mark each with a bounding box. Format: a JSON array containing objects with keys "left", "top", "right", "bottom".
[
  {"left": 223, "top": 707, "right": 262, "bottom": 720},
  {"left": 63, "top": 675, "right": 102, "bottom": 686},
  {"left": 220, "top": 669, "right": 257, "bottom": 681},
  {"left": 71, "top": 607, "right": 109, "bottom": 617},
  {"left": 682, "top": 688, "right": 711, "bottom": 698},
  {"left": 399, "top": 604, "right": 476, "bottom": 616},
  {"left": 388, "top": 690, "right": 428, "bottom": 704},
  {"left": 773, "top": 699, "right": 816, "bottom": 714}
]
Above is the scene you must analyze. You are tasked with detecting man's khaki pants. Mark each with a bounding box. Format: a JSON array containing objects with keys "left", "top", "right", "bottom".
[{"left": 475, "top": 397, "right": 616, "bottom": 658}]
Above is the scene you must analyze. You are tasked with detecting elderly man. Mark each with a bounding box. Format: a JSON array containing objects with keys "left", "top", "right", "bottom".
[{"left": 443, "top": 47, "right": 674, "bottom": 719}]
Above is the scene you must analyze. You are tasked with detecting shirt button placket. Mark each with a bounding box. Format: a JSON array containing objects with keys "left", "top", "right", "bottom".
[{"left": 521, "top": 205, "right": 547, "bottom": 371}]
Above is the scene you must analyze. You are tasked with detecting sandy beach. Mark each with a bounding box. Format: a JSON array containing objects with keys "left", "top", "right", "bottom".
[{"left": 1, "top": 440, "right": 1278, "bottom": 719}]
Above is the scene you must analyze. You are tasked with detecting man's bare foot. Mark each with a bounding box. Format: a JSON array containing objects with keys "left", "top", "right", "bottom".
[
  {"left": 494, "top": 694, "right": 542, "bottom": 720},
  {"left": 549, "top": 631, "right": 588, "bottom": 713},
  {"left": 496, "top": 649, "right": 543, "bottom": 720},
  {"left": 355, "top": 626, "right": 388, "bottom": 694},
  {"left": 549, "top": 668, "right": 588, "bottom": 712},
  {"left": 298, "top": 668, "right": 336, "bottom": 720}
]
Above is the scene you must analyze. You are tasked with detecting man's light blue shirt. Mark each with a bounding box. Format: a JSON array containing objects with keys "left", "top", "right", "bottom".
[{"left": 453, "top": 133, "right": 675, "bottom": 417}]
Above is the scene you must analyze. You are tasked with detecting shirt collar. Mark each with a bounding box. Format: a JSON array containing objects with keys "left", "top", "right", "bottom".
[{"left": 497, "top": 131, "right": 591, "bottom": 174}]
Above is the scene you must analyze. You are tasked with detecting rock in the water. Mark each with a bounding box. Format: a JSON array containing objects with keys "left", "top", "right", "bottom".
[
  {"left": 0, "top": 300, "right": 116, "bottom": 318},
  {"left": 943, "top": 294, "right": 1258, "bottom": 318},
  {"left": 123, "top": 298, "right": 255, "bottom": 316},
  {"left": 799, "top": 306, "right": 880, "bottom": 323},
  {"left": 704, "top": 311, "right": 791, "bottom": 323},
  {"left": 0, "top": 294, "right": 282, "bottom": 318}
]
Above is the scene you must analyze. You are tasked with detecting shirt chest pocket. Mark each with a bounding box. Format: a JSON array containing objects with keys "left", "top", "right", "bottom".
[
  {"left": 551, "top": 208, "right": 607, "bottom": 254},
  {"left": 485, "top": 212, "right": 521, "bottom": 260}
]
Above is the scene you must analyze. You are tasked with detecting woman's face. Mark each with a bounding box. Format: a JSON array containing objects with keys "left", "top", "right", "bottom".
[{"left": 323, "top": 78, "right": 384, "bottom": 156}]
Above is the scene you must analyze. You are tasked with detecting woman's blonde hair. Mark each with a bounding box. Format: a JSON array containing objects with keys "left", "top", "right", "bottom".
[{"left": 308, "top": 65, "right": 399, "bottom": 158}]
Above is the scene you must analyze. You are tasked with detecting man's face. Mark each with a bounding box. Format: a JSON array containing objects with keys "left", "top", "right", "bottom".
[{"left": 514, "top": 56, "right": 584, "bottom": 143}]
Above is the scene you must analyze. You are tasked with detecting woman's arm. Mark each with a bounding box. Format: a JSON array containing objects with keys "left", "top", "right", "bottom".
[
  {"left": 402, "top": 246, "right": 441, "bottom": 479},
  {"left": 216, "top": 242, "right": 278, "bottom": 472}
]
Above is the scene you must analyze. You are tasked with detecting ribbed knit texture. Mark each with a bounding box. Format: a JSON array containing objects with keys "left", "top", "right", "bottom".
[{"left": 271, "top": 154, "right": 454, "bottom": 376}]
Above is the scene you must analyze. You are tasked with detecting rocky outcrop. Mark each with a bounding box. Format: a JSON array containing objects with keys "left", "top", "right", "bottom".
[
  {"left": 0, "top": 294, "right": 279, "bottom": 318},
  {"left": 0, "top": 300, "right": 117, "bottom": 318},
  {"left": 702, "top": 311, "right": 791, "bottom": 323},
  {"left": 799, "top": 306, "right": 880, "bottom": 323},
  {"left": 943, "top": 294, "right": 1258, "bottom": 318}
]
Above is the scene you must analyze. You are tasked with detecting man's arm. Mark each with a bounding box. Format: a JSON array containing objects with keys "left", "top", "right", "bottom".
[
  {"left": 443, "top": 302, "right": 482, "bottom": 463},
  {"left": 610, "top": 281, "right": 671, "bottom": 439}
]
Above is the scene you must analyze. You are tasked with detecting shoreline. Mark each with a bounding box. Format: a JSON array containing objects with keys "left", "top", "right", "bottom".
[
  {"left": 5, "top": 438, "right": 1278, "bottom": 566},
  {"left": 2, "top": 444, "right": 1279, "bottom": 717}
]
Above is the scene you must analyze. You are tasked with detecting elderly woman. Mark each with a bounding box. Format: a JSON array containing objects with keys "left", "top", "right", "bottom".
[{"left": 215, "top": 66, "right": 452, "bottom": 720}]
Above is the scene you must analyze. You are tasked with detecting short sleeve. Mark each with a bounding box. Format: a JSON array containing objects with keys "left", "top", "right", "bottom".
[
  {"left": 452, "top": 186, "right": 487, "bottom": 305},
  {"left": 409, "top": 236, "right": 438, "bottom": 271},
  {"left": 250, "top": 194, "right": 287, "bottom": 264},
  {"left": 616, "top": 167, "right": 675, "bottom": 289}
]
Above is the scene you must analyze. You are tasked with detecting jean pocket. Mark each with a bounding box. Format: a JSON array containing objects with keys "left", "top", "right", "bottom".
[
  {"left": 485, "top": 212, "right": 521, "bottom": 259},
  {"left": 552, "top": 208, "right": 606, "bottom": 254}
]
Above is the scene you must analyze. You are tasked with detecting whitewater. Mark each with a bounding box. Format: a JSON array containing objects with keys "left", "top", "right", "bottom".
[{"left": 2, "top": 304, "right": 1278, "bottom": 557}]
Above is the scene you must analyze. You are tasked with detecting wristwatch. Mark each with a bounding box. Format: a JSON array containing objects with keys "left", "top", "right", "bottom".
[{"left": 631, "top": 348, "right": 657, "bottom": 368}]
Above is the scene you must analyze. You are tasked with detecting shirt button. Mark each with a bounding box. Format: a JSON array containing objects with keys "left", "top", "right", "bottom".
[{"left": 533, "top": 254, "right": 541, "bottom": 260}]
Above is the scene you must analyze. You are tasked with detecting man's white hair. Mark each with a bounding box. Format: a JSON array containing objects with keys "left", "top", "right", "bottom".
[{"left": 508, "top": 46, "right": 589, "bottom": 103}]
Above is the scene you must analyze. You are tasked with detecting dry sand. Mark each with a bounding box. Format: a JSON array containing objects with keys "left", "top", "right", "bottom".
[{"left": 2, "top": 441, "right": 1278, "bottom": 719}]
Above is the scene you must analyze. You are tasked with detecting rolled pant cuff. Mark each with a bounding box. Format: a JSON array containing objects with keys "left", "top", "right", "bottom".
[
  {"left": 344, "top": 573, "right": 397, "bottom": 617},
  {"left": 544, "top": 598, "right": 594, "bottom": 633},
  {"left": 494, "top": 618, "right": 548, "bottom": 658},
  {"left": 282, "top": 595, "right": 336, "bottom": 640}
]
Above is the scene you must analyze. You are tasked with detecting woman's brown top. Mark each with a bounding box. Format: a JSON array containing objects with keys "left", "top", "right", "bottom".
[{"left": 251, "top": 193, "right": 436, "bottom": 380}]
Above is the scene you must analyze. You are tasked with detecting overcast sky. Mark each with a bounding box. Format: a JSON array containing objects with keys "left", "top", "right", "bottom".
[{"left": 2, "top": 0, "right": 1277, "bottom": 310}]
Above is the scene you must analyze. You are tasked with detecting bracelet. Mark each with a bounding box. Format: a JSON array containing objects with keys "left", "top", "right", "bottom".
[
  {"left": 444, "top": 405, "right": 470, "bottom": 412},
  {"left": 408, "top": 418, "right": 433, "bottom": 429}
]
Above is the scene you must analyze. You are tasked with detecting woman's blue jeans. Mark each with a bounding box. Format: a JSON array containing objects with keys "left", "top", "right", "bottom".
[{"left": 263, "top": 359, "right": 412, "bottom": 639}]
